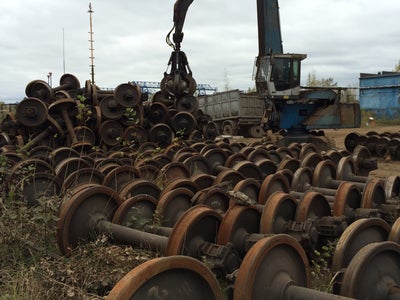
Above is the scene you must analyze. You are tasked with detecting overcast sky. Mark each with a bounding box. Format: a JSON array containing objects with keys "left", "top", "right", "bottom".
[{"left": 1, "top": 0, "right": 399, "bottom": 101}]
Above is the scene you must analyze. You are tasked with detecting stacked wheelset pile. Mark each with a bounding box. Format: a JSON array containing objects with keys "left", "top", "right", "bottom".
[
  {"left": 5, "top": 138, "right": 395, "bottom": 299},
  {"left": 345, "top": 131, "right": 400, "bottom": 160},
  {"left": 1, "top": 74, "right": 400, "bottom": 298},
  {"left": 0, "top": 73, "right": 218, "bottom": 154}
]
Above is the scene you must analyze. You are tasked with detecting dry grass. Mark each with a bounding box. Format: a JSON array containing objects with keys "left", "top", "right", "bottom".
[{"left": 0, "top": 192, "right": 157, "bottom": 299}]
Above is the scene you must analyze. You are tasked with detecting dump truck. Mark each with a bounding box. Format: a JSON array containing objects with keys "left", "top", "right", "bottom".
[{"left": 197, "top": 89, "right": 265, "bottom": 138}]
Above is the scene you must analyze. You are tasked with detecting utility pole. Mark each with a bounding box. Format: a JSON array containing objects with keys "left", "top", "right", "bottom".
[
  {"left": 88, "top": 2, "right": 95, "bottom": 84},
  {"left": 62, "top": 28, "right": 66, "bottom": 74}
]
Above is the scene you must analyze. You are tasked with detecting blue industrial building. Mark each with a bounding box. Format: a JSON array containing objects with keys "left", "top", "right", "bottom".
[{"left": 359, "top": 71, "right": 400, "bottom": 118}]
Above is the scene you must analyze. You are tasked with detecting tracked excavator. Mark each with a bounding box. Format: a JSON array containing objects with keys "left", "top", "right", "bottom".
[{"left": 162, "top": 0, "right": 361, "bottom": 149}]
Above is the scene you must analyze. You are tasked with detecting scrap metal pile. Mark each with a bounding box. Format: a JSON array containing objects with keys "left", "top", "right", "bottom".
[
  {"left": 1, "top": 94, "right": 400, "bottom": 298},
  {"left": 0, "top": 74, "right": 217, "bottom": 154},
  {"left": 1, "top": 0, "right": 400, "bottom": 298},
  {"left": 345, "top": 131, "right": 400, "bottom": 161}
]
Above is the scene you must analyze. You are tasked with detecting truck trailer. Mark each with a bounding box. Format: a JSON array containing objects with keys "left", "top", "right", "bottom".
[{"left": 198, "top": 89, "right": 265, "bottom": 138}]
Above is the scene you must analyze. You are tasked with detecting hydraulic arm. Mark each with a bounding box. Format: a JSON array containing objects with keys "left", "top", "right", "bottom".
[{"left": 161, "top": 0, "right": 197, "bottom": 99}]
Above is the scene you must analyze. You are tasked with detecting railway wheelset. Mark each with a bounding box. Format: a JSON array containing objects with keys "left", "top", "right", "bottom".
[
  {"left": 345, "top": 131, "right": 400, "bottom": 161},
  {"left": 2, "top": 137, "right": 399, "bottom": 299},
  {"left": 1, "top": 76, "right": 400, "bottom": 299},
  {"left": 0, "top": 73, "right": 218, "bottom": 155}
]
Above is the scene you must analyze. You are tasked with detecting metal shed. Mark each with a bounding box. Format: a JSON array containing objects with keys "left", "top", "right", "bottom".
[{"left": 359, "top": 71, "right": 400, "bottom": 118}]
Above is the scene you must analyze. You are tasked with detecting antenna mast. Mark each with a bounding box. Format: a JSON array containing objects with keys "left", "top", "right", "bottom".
[{"left": 88, "top": 3, "right": 95, "bottom": 84}]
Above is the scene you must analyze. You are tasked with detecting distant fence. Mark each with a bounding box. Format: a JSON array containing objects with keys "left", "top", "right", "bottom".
[{"left": 0, "top": 103, "right": 18, "bottom": 119}]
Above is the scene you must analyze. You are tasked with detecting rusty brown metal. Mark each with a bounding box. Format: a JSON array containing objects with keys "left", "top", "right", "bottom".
[{"left": 107, "top": 256, "right": 223, "bottom": 300}]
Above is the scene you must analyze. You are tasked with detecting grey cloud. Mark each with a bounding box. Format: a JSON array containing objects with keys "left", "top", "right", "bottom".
[{"left": 0, "top": 0, "right": 399, "bottom": 101}]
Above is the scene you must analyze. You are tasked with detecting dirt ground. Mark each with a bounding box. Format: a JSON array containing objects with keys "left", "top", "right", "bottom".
[{"left": 323, "top": 125, "right": 400, "bottom": 178}]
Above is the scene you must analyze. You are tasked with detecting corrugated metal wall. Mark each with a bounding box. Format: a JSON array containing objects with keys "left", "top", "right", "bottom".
[{"left": 359, "top": 71, "right": 400, "bottom": 118}]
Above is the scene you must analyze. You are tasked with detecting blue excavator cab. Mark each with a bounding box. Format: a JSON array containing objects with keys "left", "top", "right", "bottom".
[{"left": 254, "top": 0, "right": 360, "bottom": 141}]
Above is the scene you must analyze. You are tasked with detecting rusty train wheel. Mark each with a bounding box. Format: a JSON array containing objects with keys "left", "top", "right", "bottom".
[
  {"left": 388, "top": 217, "right": 400, "bottom": 243},
  {"left": 119, "top": 179, "right": 161, "bottom": 200},
  {"left": 190, "top": 173, "right": 215, "bottom": 190},
  {"left": 194, "top": 188, "right": 231, "bottom": 214},
  {"left": 255, "top": 158, "right": 277, "bottom": 178},
  {"left": 74, "top": 126, "right": 96, "bottom": 145},
  {"left": 336, "top": 156, "right": 357, "bottom": 181},
  {"left": 344, "top": 132, "right": 360, "bottom": 152},
  {"left": 48, "top": 98, "right": 77, "bottom": 117},
  {"left": 19, "top": 172, "right": 61, "bottom": 206},
  {"left": 247, "top": 148, "right": 271, "bottom": 162},
  {"left": 112, "top": 194, "right": 158, "bottom": 229},
  {"left": 148, "top": 102, "right": 169, "bottom": 124},
  {"left": 114, "top": 83, "right": 141, "bottom": 108},
  {"left": 156, "top": 187, "right": 194, "bottom": 227},
  {"left": 213, "top": 169, "right": 245, "bottom": 188},
  {"left": 59, "top": 73, "right": 80, "bottom": 90},
  {"left": 300, "top": 152, "right": 323, "bottom": 172},
  {"left": 202, "top": 121, "right": 219, "bottom": 140},
  {"left": 183, "top": 154, "right": 212, "bottom": 176},
  {"left": 291, "top": 167, "right": 313, "bottom": 193},
  {"left": 278, "top": 157, "right": 300, "bottom": 174},
  {"left": 258, "top": 173, "right": 290, "bottom": 205},
  {"left": 175, "top": 94, "right": 199, "bottom": 113},
  {"left": 102, "top": 165, "right": 139, "bottom": 192},
  {"left": 233, "top": 234, "right": 310, "bottom": 300},
  {"left": 233, "top": 160, "right": 263, "bottom": 181},
  {"left": 99, "top": 96, "right": 124, "bottom": 120},
  {"left": 107, "top": 256, "right": 223, "bottom": 300},
  {"left": 9, "top": 157, "right": 53, "bottom": 178},
  {"left": 158, "top": 162, "right": 190, "bottom": 186},
  {"left": 299, "top": 143, "right": 318, "bottom": 159},
  {"left": 340, "top": 241, "right": 400, "bottom": 299},
  {"left": 57, "top": 184, "right": 123, "bottom": 255},
  {"left": 276, "top": 169, "right": 294, "bottom": 185},
  {"left": 266, "top": 149, "right": 282, "bottom": 165},
  {"left": 98, "top": 120, "right": 124, "bottom": 146},
  {"left": 217, "top": 205, "right": 261, "bottom": 257},
  {"left": 203, "top": 148, "right": 228, "bottom": 175},
  {"left": 25, "top": 80, "right": 54, "bottom": 103},
  {"left": 260, "top": 192, "right": 297, "bottom": 234},
  {"left": 15, "top": 97, "right": 48, "bottom": 127},
  {"left": 295, "top": 191, "right": 331, "bottom": 222},
  {"left": 160, "top": 178, "right": 199, "bottom": 199},
  {"left": 361, "top": 178, "right": 386, "bottom": 209},
  {"left": 331, "top": 218, "right": 390, "bottom": 272},
  {"left": 165, "top": 206, "right": 222, "bottom": 257},
  {"left": 324, "top": 149, "right": 343, "bottom": 165},
  {"left": 55, "top": 157, "right": 92, "bottom": 182},
  {"left": 50, "top": 146, "right": 80, "bottom": 166},
  {"left": 352, "top": 144, "right": 374, "bottom": 176},
  {"left": 312, "top": 160, "right": 337, "bottom": 188},
  {"left": 149, "top": 123, "right": 174, "bottom": 147},
  {"left": 123, "top": 125, "right": 148, "bottom": 146},
  {"left": 384, "top": 175, "right": 400, "bottom": 199},
  {"left": 29, "top": 145, "right": 54, "bottom": 159},
  {"left": 332, "top": 182, "right": 362, "bottom": 222},
  {"left": 152, "top": 153, "right": 172, "bottom": 168},
  {"left": 171, "top": 111, "right": 197, "bottom": 137},
  {"left": 62, "top": 167, "right": 104, "bottom": 193},
  {"left": 233, "top": 178, "right": 261, "bottom": 204},
  {"left": 224, "top": 152, "right": 247, "bottom": 168}
]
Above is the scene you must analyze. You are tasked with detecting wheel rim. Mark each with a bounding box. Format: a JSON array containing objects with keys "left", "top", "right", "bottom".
[
  {"left": 233, "top": 234, "right": 310, "bottom": 300},
  {"left": 331, "top": 218, "right": 390, "bottom": 271},
  {"left": 108, "top": 256, "right": 223, "bottom": 300},
  {"left": 340, "top": 241, "right": 400, "bottom": 299},
  {"left": 260, "top": 192, "right": 297, "bottom": 234}
]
